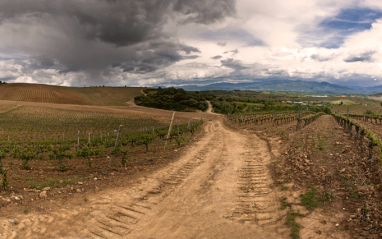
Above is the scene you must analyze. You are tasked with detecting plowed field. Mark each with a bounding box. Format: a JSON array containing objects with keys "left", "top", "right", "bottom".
[{"left": 0, "top": 83, "right": 144, "bottom": 106}]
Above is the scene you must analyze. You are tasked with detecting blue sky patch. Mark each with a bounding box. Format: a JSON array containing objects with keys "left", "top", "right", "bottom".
[
  {"left": 316, "top": 8, "right": 382, "bottom": 48},
  {"left": 320, "top": 8, "right": 382, "bottom": 31}
]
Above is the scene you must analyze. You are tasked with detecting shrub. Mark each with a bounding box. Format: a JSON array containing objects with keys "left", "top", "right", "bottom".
[{"left": 365, "top": 110, "right": 374, "bottom": 115}]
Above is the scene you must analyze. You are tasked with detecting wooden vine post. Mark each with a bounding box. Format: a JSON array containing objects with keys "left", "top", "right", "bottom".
[
  {"left": 77, "top": 130, "right": 80, "bottom": 150},
  {"left": 164, "top": 112, "right": 175, "bottom": 149},
  {"left": 0, "top": 152, "right": 3, "bottom": 174},
  {"left": 296, "top": 109, "right": 302, "bottom": 131},
  {"left": 109, "top": 125, "right": 123, "bottom": 166},
  {"left": 355, "top": 125, "right": 360, "bottom": 143},
  {"left": 359, "top": 129, "right": 365, "bottom": 155}
]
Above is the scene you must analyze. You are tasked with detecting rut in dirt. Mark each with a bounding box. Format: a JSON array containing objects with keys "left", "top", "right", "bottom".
[{"left": 0, "top": 119, "right": 289, "bottom": 239}]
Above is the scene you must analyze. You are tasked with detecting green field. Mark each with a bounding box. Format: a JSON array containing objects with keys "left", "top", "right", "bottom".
[{"left": 0, "top": 106, "right": 166, "bottom": 142}]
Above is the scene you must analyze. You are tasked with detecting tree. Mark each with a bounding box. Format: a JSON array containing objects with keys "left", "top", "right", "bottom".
[
  {"left": 340, "top": 101, "right": 343, "bottom": 105},
  {"left": 322, "top": 107, "right": 331, "bottom": 114}
]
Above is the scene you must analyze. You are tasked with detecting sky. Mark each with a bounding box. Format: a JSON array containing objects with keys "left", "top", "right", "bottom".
[{"left": 1, "top": 0, "right": 382, "bottom": 87}]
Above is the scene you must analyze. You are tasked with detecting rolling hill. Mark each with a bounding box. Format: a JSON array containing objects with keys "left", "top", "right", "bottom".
[
  {"left": 181, "top": 80, "right": 382, "bottom": 95},
  {"left": 0, "top": 83, "right": 145, "bottom": 106}
]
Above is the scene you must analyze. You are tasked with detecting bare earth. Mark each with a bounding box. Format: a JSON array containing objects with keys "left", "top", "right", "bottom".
[
  {"left": 0, "top": 99, "right": 218, "bottom": 124},
  {"left": 0, "top": 118, "right": 292, "bottom": 238}
]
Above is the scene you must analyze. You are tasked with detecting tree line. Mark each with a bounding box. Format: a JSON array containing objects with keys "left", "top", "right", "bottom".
[{"left": 135, "top": 87, "right": 215, "bottom": 112}]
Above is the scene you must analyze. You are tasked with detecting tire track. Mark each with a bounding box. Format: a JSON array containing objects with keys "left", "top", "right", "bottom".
[
  {"left": 230, "top": 134, "right": 286, "bottom": 226},
  {"left": 81, "top": 121, "right": 223, "bottom": 238},
  {"left": 127, "top": 120, "right": 288, "bottom": 238}
]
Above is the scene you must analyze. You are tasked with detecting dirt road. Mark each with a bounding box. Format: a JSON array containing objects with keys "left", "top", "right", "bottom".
[
  {"left": 206, "top": 100, "right": 213, "bottom": 113},
  {"left": 0, "top": 119, "right": 289, "bottom": 238}
]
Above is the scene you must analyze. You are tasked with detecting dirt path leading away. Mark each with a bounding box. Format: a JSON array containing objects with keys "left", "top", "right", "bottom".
[
  {"left": 206, "top": 100, "right": 213, "bottom": 113},
  {"left": 0, "top": 119, "right": 289, "bottom": 239}
]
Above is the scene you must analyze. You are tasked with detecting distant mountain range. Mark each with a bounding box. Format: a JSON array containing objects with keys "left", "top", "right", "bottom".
[{"left": 179, "top": 80, "right": 382, "bottom": 95}]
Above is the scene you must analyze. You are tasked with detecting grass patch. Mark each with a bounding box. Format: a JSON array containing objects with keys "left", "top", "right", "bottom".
[
  {"left": 282, "top": 133, "right": 290, "bottom": 140},
  {"left": 317, "top": 139, "right": 330, "bottom": 151},
  {"left": 28, "top": 176, "right": 84, "bottom": 190},
  {"left": 295, "top": 140, "right": 302, "bottom": 149},
  {"left": 281, "top": 196, "right": 291, "bottom": 210},
  {"left": 300, "top": 185, "right": 334, "bottom": 210},
  {"left": 285, "top": 211, "right": 304, "bottom": 239}
]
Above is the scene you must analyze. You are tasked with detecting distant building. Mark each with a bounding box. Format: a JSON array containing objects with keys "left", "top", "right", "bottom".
[{"left": 307, "top": 95, "right": 328, "bottom": 97}]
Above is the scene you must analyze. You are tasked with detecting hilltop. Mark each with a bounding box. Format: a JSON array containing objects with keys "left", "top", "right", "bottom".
[
  {"left": 0, "top": 83, "right": 145, "bottom": 106},
  {"left": 181, "top": 79, "right": 382, "bottom": 95}
]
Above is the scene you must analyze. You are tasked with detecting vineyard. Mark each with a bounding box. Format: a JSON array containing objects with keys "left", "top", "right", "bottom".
[
  {"left": 227, "top": 110, "right": 382, "bottom": 238},
  {"left": 227, "top": 111, "right": 324, "bottom": 129},
  {"left": 2, "top": 95, "right": 382, "bottom": 238},
  {"left": 0, "top": 105, "right": 203, "bottom": 205},
  {"left": 0, "top": 83, "right": 145, "bottom": 106}
]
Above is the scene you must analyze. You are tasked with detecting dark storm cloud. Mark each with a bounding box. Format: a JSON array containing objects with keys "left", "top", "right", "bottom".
[
  {"left": 217, "top": 41, "right": 227, "bottom": 46},
  {"left": 220, "top": 58, "right": 247, "bottom": 70},
  {"left": 343, "top": 50, "right": 376, "bottom": 62},
  {"left": 211, "top": 55, "right": 223, "bottom": 60},
  {"left": 173, "top": 0, "right": 236, "bottom": 24},
  {"left": 118, "top": 46, "right": 200, "bottom": 74},
  {"left": 310, "top": 54, "right": 335, "bottom": 62},
  {"left": 0, "top": 0, "right": 236, "bottom": 81},
  {"left": 201, "top": 28, "right": 264, "bottom": 46},
  {"left": 224, "top": 49, "right": 239, "bottom": 55}
]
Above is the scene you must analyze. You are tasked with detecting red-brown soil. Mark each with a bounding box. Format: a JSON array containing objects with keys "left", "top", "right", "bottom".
[
  {"left": 0, "top": 83, "right": 145, "bottom": 106},
  {"left": 248, "top": 115, "right": 382, "bottom": 239}
]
